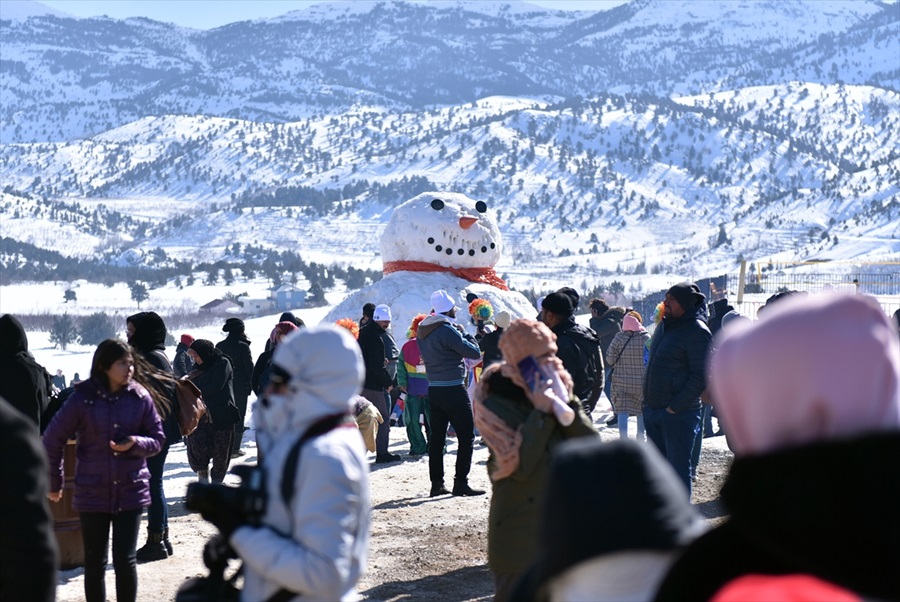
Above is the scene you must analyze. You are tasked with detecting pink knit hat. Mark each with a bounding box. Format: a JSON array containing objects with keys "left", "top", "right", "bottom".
[
  {"left": 623, "top": 314, "right": 644, "bottom": 332},
  {"left": 710, "top": 294, "right": 900, "bottom": 456},
  {"left": 270, "top": 321, "right": 299, "bottom": 343}
]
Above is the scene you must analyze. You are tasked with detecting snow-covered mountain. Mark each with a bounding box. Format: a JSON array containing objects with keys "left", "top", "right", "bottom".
[
  {"left": 1, "top": 0, "right": 895, "bottom": 142},
  {"left": 0, "top": 0, "right": 73, "bottom": 22},
  {"left": 1, "top": 0, "right": 899, "bottom": 300}
]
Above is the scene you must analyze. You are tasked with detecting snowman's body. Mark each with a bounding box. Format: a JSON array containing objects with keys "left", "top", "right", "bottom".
[{"left": 323, "top": 192, "right": 536, "bottom": 338}]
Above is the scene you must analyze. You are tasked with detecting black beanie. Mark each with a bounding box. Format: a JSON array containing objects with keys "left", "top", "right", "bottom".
[
  {"left": 279, "top": 312, "right": 305, "bottom": 328},
  {"left": 223, "top": 317, "right": 245, "bottom": 333},
  {"left": 542, "top": 292, "right": 575, "bottom": 317},
  {"left": 666, "top": 282, "right": 705, "bottom": 312},
  {"left": 557, "top": 287, "right": 580, "bottom": 309}
]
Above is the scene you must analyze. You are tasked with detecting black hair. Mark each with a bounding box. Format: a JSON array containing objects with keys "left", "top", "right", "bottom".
[
  {"left": 90, "top": 339, "right": 174, "bottom": 418},
  {"left": 90, "top": 339, "right": 132, "bottom": 389}
]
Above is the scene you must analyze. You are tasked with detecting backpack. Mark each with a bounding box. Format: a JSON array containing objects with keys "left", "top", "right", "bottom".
[{"left": 175, "top": 378, "right": 207, "bottom": 437}]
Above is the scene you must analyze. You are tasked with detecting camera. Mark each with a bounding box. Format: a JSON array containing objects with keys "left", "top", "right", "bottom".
[{"left": 185, "top": 465, "right": 267, "bottom": 528}]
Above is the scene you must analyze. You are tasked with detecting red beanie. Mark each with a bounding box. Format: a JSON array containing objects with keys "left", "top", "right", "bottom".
[{"left": 180, "top": 334, "right": 195, "bottom": 346}]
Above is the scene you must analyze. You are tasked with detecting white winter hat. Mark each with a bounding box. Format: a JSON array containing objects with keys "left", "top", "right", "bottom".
[
  {"left": 431, "top": 290, "right": 457, "bottom": 314},
  {"left": 494, "top": 310, "right": 512, "bottom": 329},
  {"left": 373, "top": 304, "right": 392, "bottom": 322}
]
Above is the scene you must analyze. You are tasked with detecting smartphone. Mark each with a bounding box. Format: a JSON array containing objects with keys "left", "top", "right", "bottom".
[
  {"left": 517, "top": 356, "right": 542, "bottom": 392},
  {"left": 115, "top": 435, "right": 131, "bottom": 445},
  {"left": 516, "top": 355, "right": 575, "bottom": 426}
]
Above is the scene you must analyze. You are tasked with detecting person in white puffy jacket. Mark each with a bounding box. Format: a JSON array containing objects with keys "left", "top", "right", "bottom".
[{"left": 230, "top": 324, "right": 371, "bottom": 602}]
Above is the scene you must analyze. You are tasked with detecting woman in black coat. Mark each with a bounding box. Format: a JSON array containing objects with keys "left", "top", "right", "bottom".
[
  {"left": 216, "top": 318, "right": 254, "bottom": 456},
  {"left": 126, "top": 311, "right": 180, "bottom": 562},
  {"left": 186, "top": 339, "right": 239, "bottom": 483},
  {"left": 0, "top": 314, "right": 52, "bottom": 429},
  {"left": 0, "top": 396, "right": 57, "bottom": 602}
]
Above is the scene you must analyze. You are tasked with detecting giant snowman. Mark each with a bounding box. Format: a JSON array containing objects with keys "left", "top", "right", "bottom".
[{"left": 323, "top": 191, "right": 536, "bottom": 338}]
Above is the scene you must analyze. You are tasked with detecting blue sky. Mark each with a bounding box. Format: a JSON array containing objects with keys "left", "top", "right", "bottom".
[{"left": 34, "top": 0, "right": 629, "bottom": 29}]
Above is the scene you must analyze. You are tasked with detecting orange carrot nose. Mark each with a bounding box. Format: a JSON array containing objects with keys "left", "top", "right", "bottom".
[{"left": 459, "top": 216, "right": 478, "bottom": 229}]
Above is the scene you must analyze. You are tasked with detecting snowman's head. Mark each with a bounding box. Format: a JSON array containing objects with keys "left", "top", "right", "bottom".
[{"left": 381, "top": 192, "right": 502, "bottom": 269}]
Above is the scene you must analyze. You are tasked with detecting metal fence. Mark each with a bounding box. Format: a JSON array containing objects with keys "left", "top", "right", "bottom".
[
  {"left": 629, "top": 267, "right": 900, "bottom": 325},
  {"left": 742, "top": 271, "right": 900, "bottom": 296}
]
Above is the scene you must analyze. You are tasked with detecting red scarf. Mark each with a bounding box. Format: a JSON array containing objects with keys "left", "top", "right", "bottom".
[{"left": 383, "top": 261, "right": 509, "bottom": 290}]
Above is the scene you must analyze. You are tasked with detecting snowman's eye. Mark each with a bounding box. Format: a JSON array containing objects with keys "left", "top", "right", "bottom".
[
  {"left": 431, "top": 199, "right": 444, "bottom": 210},
  {"left": 475, "top": 201, "right": 487, "bottom": 213}
]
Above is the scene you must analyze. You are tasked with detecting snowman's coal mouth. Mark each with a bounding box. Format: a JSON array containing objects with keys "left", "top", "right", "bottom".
[{"left": 426, "top": 236, "right": 496, "bottom": 258}]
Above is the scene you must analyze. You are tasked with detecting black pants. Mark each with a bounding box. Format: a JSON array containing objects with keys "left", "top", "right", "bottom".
[
  {"left": 232, "top": 392, "right": 249, "bottom": 452},
  {"left": 362, "top": 388, "right": 391, "bottom": 455},
  {"left": 428, "top": 384, "right": 475, "bottom": 486},
  {"left": 80, "top": 508, "right": 142, "bottom": 602}
]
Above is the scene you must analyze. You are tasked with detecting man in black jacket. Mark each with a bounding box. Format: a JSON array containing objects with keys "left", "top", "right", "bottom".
[
  {"left": 643, "top": 282, "right": 712, "bottom": 499},
  {"left": 217, "top": 318, "right": 255, "bottom": 457},
  {"left": 541, "top": 290, "right": 603, "bottom": 414},
  {"left": 358, "top": 304, "right": 400, "bottom": 463}
]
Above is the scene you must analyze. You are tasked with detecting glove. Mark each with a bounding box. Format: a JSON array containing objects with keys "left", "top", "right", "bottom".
[{"left": 202, "top": 533, "right": 237, "bottom": 568}]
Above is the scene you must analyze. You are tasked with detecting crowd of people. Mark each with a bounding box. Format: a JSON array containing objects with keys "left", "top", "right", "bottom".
[{"left": 2, "top": 285, "right": 899, "bottom": 602}]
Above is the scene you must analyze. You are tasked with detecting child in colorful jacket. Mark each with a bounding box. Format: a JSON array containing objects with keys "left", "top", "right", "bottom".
[{"left": 397, "top": 315, "right": 431, "bottom": 456}]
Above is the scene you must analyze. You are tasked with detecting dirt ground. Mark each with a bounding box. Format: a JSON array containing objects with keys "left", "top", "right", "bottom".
[{"left": 54, "top": 404, "right": 732, "bottom": 602}]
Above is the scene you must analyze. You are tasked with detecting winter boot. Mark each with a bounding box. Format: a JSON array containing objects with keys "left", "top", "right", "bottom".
[
  {"left": 163, "top": 528, "right": 173, "bottom": 556},
  {"left": 452, "top": 480, "right": 485, "bottom": 497},
  {"left": 135, "top": 530, "right": 168, "bottom": 563}
]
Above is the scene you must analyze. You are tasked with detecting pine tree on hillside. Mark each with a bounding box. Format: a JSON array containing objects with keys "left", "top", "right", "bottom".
[
  {"left": 79, "top": 312, "right": 117, "bottom": 346},
  {"left": 130, "top": 282, "right": 149, "bottom": 308},
  {"left": 49, "top": 314, "right": 77, "bottom": 351}
]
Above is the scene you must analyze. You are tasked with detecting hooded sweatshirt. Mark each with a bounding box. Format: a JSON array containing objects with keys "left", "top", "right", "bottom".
[
  {"left": 416, "top": 314, "right": 482, "bottom": 386},
  {"left": 231, "top": 325, "right": 370, "bottom": 602},
  {"left": 0, "top": 314, "right": 51, "bottom": 427},
  {"left": 126, "top": 312, "right": 170, "bottom": 372}
]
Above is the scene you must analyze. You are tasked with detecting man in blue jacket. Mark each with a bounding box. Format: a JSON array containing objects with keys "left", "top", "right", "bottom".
[
  {"left": 417, "top": 290, "right": 485, "bottom": 497},
  {"left": 643, "top": 282, "right": 712, "bottom": 499}
]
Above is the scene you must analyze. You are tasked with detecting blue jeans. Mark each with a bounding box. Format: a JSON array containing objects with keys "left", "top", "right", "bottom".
[
  {"left": 617, "top": 412, "right": 645, "bottom": 441},
  {"left": 145, "top": 442, "right": 169, "bottom": 532},
  {"left": 701, "top": 404, "right": 714, "bottom": 436},
  {"left": 693, "top": 406, "right": 712, "bottom": 476},
  {"left": 643, "top": 406, "right": 701, "bottom": 499}
]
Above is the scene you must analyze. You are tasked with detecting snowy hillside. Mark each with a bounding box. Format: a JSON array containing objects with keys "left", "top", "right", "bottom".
[
  {"left": 2, "top": 82, "right": 898, "bottom": 295},
  {"left": 1, "top": 0, "right": 899, "bottom": 303}
]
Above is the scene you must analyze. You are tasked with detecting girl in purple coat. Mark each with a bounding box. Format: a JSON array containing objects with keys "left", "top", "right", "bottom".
[{"left": 43, "top": 339, "right": 165, "bottom": 602}]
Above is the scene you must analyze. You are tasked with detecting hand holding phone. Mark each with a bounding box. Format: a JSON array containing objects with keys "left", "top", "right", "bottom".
[
  {"left": 109, "top": 435, "right": 135, "bottom": 452},
  {"left": 517, "top": 356, "right": 575, "bottom": 426}
]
